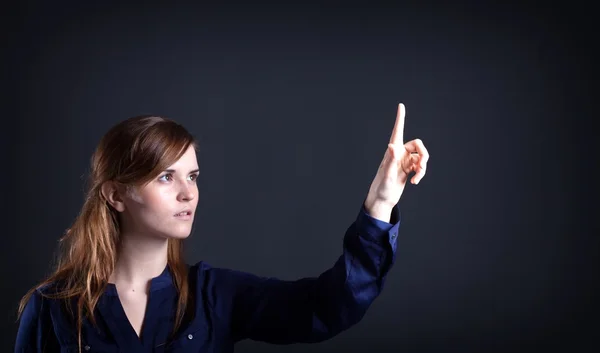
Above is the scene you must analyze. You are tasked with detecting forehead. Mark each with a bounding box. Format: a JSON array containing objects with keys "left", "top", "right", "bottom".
[{"left": 168, "top": 145, "right": 198, "bottom": 170}]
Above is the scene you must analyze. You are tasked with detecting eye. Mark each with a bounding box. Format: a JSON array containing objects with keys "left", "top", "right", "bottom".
[
  {"left": 189, "top": 173, "right": 199, "bottom": 182},
  {"left": 158, "top": 173, "right": 173, "bottom": 182}
]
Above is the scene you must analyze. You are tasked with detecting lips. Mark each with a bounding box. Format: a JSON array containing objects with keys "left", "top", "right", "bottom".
[{"left": 174, "top": 209, "right": 193, "bottom": 216}]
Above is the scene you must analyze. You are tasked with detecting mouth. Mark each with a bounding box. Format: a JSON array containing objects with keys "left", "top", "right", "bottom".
[{"left": 174, "top": 210, "right": 193, "bottom": 219}]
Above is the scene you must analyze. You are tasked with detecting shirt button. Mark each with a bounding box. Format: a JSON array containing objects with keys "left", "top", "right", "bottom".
[
  {"left": 84, "top": 346, "right": 91, "bottom": 351},
  {"left": 188, "top": 334, "right": 194, "bottom": 340},
  {"left": 391, "top": 232, "right": 397, "bottom": 239}
]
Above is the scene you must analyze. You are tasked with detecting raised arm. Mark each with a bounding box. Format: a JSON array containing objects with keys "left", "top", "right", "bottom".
[
  {"left": 222, "top": 201, "right": 401, "bottom": 344},
  {"left": 201, "top": 103, "right": 429, "bottom": 345}
]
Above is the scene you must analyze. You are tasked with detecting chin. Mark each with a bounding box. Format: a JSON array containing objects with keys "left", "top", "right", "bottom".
[
  {"left": 164, "top": 231, "right": 192, "bottom": 240},
  {"left": 154, "top": 220, "right": 194, "bottom": 240},
  {"left": 156, "top": 225, "right": 192, "bottom": 240}
]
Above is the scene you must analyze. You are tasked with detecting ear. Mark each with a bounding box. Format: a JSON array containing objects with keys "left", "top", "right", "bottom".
[{"left": 101, "top": 181, "right": 126, "bottom": 212}]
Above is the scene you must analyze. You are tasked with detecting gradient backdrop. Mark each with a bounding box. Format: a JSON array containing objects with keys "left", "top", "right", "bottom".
[{"left": 2, "top": 1, "right": 597, "bottom": 352}]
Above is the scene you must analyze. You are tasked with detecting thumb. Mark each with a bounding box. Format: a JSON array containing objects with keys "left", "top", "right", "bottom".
[
  {"left": 389, "top": 143, "right": 410, "bottom": 183},
  {"left": 388, "top": 143, "right": 401, "bottom": 161}
]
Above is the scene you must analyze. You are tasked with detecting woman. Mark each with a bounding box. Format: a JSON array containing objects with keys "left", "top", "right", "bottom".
[{"left": 15, "top": 103, "right": 429, "bottom": 353}]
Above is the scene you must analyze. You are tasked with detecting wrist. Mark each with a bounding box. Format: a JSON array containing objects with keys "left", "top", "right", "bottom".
[{"left": 363, "top": 197, "right": 394, "bottom": 223}]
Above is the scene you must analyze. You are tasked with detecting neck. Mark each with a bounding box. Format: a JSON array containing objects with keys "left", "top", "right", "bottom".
[{"left": 109, "top": 231, "right": 169, "bottom": 290}]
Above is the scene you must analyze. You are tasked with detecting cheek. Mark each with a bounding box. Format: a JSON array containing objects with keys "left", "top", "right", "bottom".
[
  {"left": 145, "top": 189, "right": 173, "bottom": 214},
  {"left": 128, "top": 187, "right": 173, "bottom": 216}
]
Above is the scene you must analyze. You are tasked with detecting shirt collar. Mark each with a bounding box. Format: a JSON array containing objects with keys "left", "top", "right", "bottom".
[{"left": 104, "top": 264, "right": 173, "bottom": 296}]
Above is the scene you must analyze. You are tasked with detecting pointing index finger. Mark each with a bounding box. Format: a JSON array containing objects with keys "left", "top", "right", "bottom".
[{"left": 389, "top": 103, "right": 405, "bottom": 145}]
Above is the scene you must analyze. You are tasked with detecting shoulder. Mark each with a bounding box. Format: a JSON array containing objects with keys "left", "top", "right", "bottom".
[
  {"left": 18, "top": 283, "right": 56, "bottom": 326},
  {"left": 21, "top": 280, "right": 70, "bottom": 317},
  {"left": 186, "top": 261, "right": 268, "bottom": 305},
  {"left": 188, "top": 261, "right": 266, "bottom": 287},
  {"left": 15, "top": 282, "right": 69, "bottom": 351},
  {"left": 187, "top": 261, "right": 231, "bottom": 288}
]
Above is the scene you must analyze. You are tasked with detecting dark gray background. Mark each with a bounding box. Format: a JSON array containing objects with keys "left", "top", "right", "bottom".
[{"left": 2, "top": 1, "right": 598, "bottom": 352}]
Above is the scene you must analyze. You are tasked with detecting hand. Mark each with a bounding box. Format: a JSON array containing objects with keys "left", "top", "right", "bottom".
[{"left": 364, "top": 103, "right": 430, "bottom": 220}]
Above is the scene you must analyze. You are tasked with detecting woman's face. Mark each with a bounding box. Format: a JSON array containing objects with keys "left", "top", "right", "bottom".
[{"left": 119, "top": 145, "right": 199, "bottom": 240}]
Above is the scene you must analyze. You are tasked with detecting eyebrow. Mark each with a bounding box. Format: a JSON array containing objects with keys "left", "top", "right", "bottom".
[{"left": 164, "top": 168, "right": 200, "bottom": 174}]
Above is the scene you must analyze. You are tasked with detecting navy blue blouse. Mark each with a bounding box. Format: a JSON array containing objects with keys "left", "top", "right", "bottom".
[{"left": 15, "top": 203, "right": 400, "bottom": 352}]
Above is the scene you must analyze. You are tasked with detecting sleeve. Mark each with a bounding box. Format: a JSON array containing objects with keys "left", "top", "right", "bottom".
[
  {"left": 14, "top": 289, "right": 59, "bottom": 353},
  {"left": 227, "top": 201, "right": 401, "bottom": 344}
]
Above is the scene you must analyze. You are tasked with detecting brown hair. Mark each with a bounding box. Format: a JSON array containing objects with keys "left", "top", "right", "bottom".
[{"left": 17, "top": 115, "right": 197, "bottom": 352}]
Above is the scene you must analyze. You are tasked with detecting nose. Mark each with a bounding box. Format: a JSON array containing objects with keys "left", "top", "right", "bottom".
[{"left": 177, "top": 183, "right": 196, "bottom": 202}]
